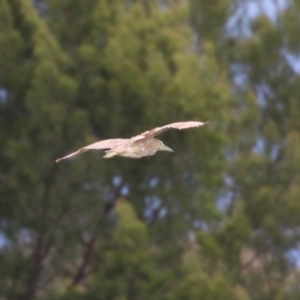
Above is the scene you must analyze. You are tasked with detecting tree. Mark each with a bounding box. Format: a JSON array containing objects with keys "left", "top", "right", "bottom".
[
  {"left": 190, "top": 0, "right": 300, "bottom": 298},
  {"left": 0, "top": 0, "right": 231, "bottom": 299},
  {"left": 2, "top": 0, "right": 299, "bottom": 299}
]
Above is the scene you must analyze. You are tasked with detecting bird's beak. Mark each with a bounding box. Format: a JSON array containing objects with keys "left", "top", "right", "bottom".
[{"left": 161, "top": 144, "right": 174, "bottom": 152}]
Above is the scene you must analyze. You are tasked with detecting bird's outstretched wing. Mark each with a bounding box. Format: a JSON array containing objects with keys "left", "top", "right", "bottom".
[
  {"left": 134, "top": 121, "right": 209, "bottom": 140},
  {"left": 56, "top": 139, "right": 127, "bottom": 162}
]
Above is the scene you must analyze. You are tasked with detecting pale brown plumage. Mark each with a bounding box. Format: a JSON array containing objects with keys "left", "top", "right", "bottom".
[{"left": 56, "top": 121, "right": 209, "bottom": 162}]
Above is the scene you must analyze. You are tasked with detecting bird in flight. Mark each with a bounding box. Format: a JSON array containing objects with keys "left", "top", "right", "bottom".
[{"left": 56, "top": 121, "right": 209, "bottom": 162}]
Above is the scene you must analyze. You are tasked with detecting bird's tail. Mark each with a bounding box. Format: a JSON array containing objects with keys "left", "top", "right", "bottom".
[{"left": 103, "top": 150, "right": 117, "bottom": 159}]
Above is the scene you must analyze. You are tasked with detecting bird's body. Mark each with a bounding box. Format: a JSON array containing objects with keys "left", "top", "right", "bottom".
[
  {"left": 56, "top": 121, "right": 209, "bottom": 162},
  {"left": 104, "top": 138, "right": 169, "bottom": 159}
]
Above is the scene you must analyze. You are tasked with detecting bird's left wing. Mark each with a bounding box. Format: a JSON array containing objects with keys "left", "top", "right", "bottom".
[
  {"left": 56, "top": 139, "right": 127, "bottom": 162},
  {"left": 134, "top": 121, "right": 209, "bottom": 140}
]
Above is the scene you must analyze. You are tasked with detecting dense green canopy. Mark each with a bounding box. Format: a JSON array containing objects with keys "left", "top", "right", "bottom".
[{"left": 1, "top": 0, "right": 300, "bottom": 299}]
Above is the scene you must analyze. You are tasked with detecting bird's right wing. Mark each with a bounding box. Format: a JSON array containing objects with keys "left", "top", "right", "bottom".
[
  {"left": 133, "top": 121, "right": 209, "bottom": 140},
  {"left": 56, "top": 139, "right": 127, "bottom": 162}
]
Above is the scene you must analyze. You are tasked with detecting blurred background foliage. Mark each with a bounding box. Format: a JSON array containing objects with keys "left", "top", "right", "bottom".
[{"left": 1, "top": 0, "right": 300, "bottom": 299}]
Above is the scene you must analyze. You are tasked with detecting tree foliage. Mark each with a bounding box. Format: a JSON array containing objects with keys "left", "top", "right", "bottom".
[{"left": 0, "top": 0, "right": 299, "bottom": 299}]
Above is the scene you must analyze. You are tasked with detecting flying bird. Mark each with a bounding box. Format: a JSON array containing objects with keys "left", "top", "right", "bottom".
[{"left": 56, "top": 121, "right": 209, "bottom": 162}]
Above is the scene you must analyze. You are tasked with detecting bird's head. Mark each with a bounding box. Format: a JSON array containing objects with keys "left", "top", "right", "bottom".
[{"left": 157, "top": 141, "right": 174, "bottom": 153}]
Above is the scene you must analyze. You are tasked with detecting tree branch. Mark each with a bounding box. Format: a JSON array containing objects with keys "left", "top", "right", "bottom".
[{"left": 71, "top": 182, "right": 124, "bottom": 285}]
